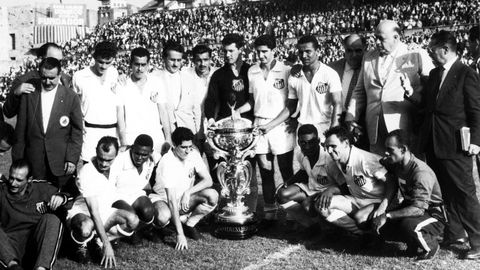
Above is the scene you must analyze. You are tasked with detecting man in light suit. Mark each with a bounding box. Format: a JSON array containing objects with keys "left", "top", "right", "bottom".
[
  {"left": 12, "top": 57, "right": 83, "bottom": 192},
  {"left": 153, "top": 40, "right": 201, "bottom": 144},
  {"left": 346, "top": 20, "right": 434, "bottom": 155},
  {"left": 419, "top": 30, "right": 480, "bottom": 260},
  {"left": 329, "top": 34, "right": 368, "bottom": 150}
]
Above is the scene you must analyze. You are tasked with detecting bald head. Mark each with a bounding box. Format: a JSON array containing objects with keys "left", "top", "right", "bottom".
[
  {"left": 344, "top": 34, "right": 366, "bottom": 69},
  {"left": 375, "top": 20, "right": 401, "bottom": 55}
]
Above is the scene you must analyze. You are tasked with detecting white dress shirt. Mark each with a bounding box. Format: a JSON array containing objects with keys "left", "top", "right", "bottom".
[{"left": 41, "top": 85, "right": 58, "bottom": 133}]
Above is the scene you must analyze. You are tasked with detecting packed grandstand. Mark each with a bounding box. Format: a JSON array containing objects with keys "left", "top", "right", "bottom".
[{"left": 0, "top": 0, "right": 478, "bottom": 100}]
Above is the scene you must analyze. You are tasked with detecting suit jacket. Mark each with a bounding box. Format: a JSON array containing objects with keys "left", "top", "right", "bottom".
[
  {"left": 418, "top": 60, "right": 480, "bottom": 159},
  {"left": 3, "top": 70, "right": 72, "bottom": 118},
  {"left": 12, "top": 80, "right": 82, "bottom": 179},
  {"left": 346, "top": 43, "right": 434, "bottom": 144},
  {"left": 329, "top": 58, "right": 347, "bottom": 81},
  {"left": 153, "top": 69, "right": 201, "bottom": 134}
]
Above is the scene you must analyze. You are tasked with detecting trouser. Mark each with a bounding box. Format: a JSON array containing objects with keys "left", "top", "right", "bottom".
[
  {"left": 0, "top": 214, "right": 64, "bottom": 270},
  {"left": 427, "top": 152, "right": 480, "bottom": 249},
  {"left": 380, "top": 208, "right": 445, "bottom": 252}
]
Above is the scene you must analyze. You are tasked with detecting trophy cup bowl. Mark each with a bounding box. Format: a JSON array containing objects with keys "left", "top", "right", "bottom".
[{"left": 207, "top": 117, "right": 260, "bottom": 239}]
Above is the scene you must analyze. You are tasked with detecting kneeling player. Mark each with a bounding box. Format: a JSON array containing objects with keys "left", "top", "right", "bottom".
[
  {"left": 276, "top": 124, "right": 336, "bottom": 231},
  {"left": 110, "top": 134, "right": 157, "bottom": 240},
  {"left": 372, "top": 130, "right": 445, "bottom": 261},
  {"left": 67, "top": 137, "right": 139, "bottom": 268},
  {"left": 315, "top": 126, "right": 397, "bottom": 235},
  {"left": 150, "top": 127, "right": 218, "bottom": 250}
]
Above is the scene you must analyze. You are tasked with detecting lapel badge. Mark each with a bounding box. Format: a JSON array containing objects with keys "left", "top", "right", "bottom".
[{"left": 60, "top": 115, "right": 70, "bottom": 127}]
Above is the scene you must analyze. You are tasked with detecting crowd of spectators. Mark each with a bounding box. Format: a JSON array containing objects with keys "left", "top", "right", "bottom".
[{"left": 1, "top": 0, "right": 479, "bottom": 100}]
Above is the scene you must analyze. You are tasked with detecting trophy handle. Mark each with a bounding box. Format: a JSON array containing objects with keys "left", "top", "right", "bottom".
[
  {"left": 239, "top": 128, "right": 261, "bottom": 162},
  {"left": 216, "top": 161, "right": 230, "bottom": 198}
]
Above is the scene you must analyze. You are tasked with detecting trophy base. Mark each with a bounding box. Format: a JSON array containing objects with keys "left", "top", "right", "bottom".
[{"left": 212, "top": 208, "right": 258, "bottom": 240}]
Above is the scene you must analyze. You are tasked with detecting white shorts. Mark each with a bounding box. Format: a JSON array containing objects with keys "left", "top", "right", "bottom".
[
  {"left": 254, "top": 118, "right": 295, "bottom": 155},
  {"left": 116, "top": 190, "right": 147, "bottom": 205},
  {"left": 294, "top": 182, "right": 325, "bottom": 197},
  {"left": 149, "top": 191, "right": 168, "bottom": 204},
  {"left": 66, "top": 201, "right": 116, "bottom": 227},
  {"left": 81, "top": 126, "right": 117, "bottom": 162},
  {"left": 339, "top": 195, "right": 381, "bottom": 209}
]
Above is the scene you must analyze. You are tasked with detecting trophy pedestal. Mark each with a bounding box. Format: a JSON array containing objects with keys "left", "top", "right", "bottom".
[{"left": 213, "top": 205, "right": 258, "bottom": 239}]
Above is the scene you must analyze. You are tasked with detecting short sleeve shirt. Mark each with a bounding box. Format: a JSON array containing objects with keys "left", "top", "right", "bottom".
[
  {"left": 154, "top": 149, "right": 206, "bottom": 197},
  {"left": 72, "top": 66, "right": 121, "bottom": 124},
  {"left": 110, "top": 149, "right": 155, "bottom": 196},
  {"left": 75, "top": 159, "right": 117, "bottom": 207},
  {"left": 248, "top": 61, "right": 291, "bottom": 119},
  {"left": 295, "top": 146, "right": 338, "bottom": 192},
  {"left": 288, "top": 63, "right": 342, "bottom": 125},
  {"left": 333, "top": 146, "right": 387, "bottom": 200},
  {"left": 117, "top": 74, "right": 165, "bottom": 146}
]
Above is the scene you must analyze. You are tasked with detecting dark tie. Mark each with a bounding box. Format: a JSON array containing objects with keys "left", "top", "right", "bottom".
[
  {"left": 345, "top": 68, "right": 360, "bottom": 109},
  {"left": 434, "top": 66, "right": 445, "bottom": 100}
]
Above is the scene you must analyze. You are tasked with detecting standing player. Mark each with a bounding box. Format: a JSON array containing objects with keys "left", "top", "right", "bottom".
[
  {"left": 237, "top": 35, "right": 294, "bottom": 222},
  {"left": 117, "top": 47, "right": 169, "bottom": 161},
  {"left": 150, "top": 127, "right": 218, "bottom": 250},
  {"left": 186, "top": 45, "right": 217, "bottom": 153},
  {"left": 267, "top": 35, "right": 343, "bottom": 141},
  {"left": 72, "top": 41, "right": 122, "bottom": 162},
  {"left": 67, "top": 137, "right": 139, "bottom": 267}
]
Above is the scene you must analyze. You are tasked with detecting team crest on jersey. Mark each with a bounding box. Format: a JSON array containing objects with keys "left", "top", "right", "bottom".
[
  {"left": 188, "top": 168, "right": 195, "bottom": 179},
  {"left": 315, "top": 82, "right": 329, "bottom": 94},
  {"left": 317, "top": 175, "right": 329, "bottom": 185},
  {"left": 232, "top": 79, "right": 245, "bottom": 92},
  {"left": 273, "top": 78, "right": 285, "bottom": 89},
  {"left": 354, "top": 175, "right": 366, "bottom": 187}
]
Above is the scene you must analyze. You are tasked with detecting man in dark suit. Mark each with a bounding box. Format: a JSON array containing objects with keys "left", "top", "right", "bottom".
[
  {"left": 419, "top": 30, "right": 480, "bottom": 260},
  {"left": 12, "top": 57, "right": 82, "bottom": 193},
  {"left": 2, "top": 42, "right": 72, "bottom": 119},
  {"left": 329, "top": 34, "right": 368, "bottom": 150}
]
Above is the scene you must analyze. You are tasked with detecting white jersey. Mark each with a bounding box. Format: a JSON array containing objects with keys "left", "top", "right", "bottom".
[
  {"left": 153, "top": 149, "right": 206, "bottom": 198},
  {"left": 288, "top": 63, "right": 342, "bottom": 125},
  {"left": 248, "top": 61, "right": 291, "bottom": 119},
  {"left": 72, "top": 66, "right": 121, "bottom": 161},
  {"left": 117, "top": 74, "right": 165, "bottom": 148},
  {"left": 296, "top": 146, "right": 338, "bottom": 192},
  {"left": 72, "top": 160, "right": 117, "bottom": 211},
  {"left": 110, "top": 149, "right": 155, "bottom": 199},
  {"left": 186, "top": 66, "right": 216, "bottom": 106},
  {"left": 332, "top": 146, "right": 387, "bottom": 200},
  {"left": 72, "top": 66, "right": 120, "bottom": 124}
]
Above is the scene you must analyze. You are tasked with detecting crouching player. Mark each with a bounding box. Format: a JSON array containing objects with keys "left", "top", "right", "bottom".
[
  {"left": 67, "top": 137, "right": 139, "bottom": 268},
  {"left": 276, "top": 124, "right": 337, "bottom": 232},
  {"left": 315, "top": 126, "right": 397, "bottom": 236},
  {"left": 372, "top": 130, "right": 445, "bottom": 261},
  {"left": 150, "top": 127, "right": 218, "bottom": 250},
  {"left": 0, "top": 160, "right": 67, "bottom": 270}
]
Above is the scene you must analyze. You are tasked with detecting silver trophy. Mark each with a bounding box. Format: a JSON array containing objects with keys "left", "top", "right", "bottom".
[{"left": 207, "top": 103, "right": 260, "bottom": 239}]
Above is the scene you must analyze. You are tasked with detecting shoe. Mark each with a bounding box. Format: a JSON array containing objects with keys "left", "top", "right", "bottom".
[
  {"left": 73, "top": 242, "right": 89, "bottom": 264},
  {"left": 464, "top": 247, "right": 480, "bottom": 260},
  {"left": 441, "top": 237, "right": 468, "bottom": 248},
  {"left": 405, "top": 245, "right": 419, "bottom": 257},
  {"left": 416, "top": 243, "right": 440, "bottom": 261},
  {"left": 183, "top": 224, "right": 203, "bottom": 240},
  {"left": 7, "top": 264, "right": 23, "bottom": 270}
]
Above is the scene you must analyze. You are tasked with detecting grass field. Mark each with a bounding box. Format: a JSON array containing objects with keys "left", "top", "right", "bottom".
[{"left": 1, "top": 134, "right": 480, "bottom": 270}]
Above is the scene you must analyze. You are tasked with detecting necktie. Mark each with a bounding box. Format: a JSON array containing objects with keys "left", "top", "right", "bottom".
[
  {"left": 434, "top": 66, "right": 445, "bottom": 100},
  {"left": 345, "top": 68, "right": 360, "bottom": 109}
]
